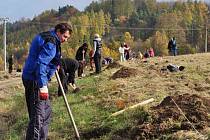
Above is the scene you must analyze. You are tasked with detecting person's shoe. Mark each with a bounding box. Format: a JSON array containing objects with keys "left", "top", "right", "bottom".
[{"left": 73, "top": 87, "right": 80, "bottom": 93}]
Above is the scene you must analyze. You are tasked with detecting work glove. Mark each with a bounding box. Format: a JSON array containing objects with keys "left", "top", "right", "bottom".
[{"left": 39, "top": 86, "right": 49, "bottom": 100}]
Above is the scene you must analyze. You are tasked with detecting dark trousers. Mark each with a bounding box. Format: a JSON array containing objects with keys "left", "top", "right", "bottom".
[
  {"left": 172, "top": 49, "right": 177, "bottom": 56},
  {"left": 58, "top": 69, "right": 76, "bottom": 96},
  {"left": 22, "top": 78, "right": 51, "bottom": 140},
  {"left": 9, "top": 65, "right": 12, "bottom": 73},
  {"left": 94, "top": 54, "right": 101, "bottom": 74},
  {"left": 78, "top": 61, "right": 84, "bottom": 77},
  {"left": 125, "top": 52, "right": 129, "bottom": 60}
]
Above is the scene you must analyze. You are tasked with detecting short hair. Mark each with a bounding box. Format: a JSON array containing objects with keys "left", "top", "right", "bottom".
[
  {"left": 55, "top": 23, "right": 72, "bottom": 34},
  {"left": 83, "top": 43, "right": 88, "bottom": 47}
]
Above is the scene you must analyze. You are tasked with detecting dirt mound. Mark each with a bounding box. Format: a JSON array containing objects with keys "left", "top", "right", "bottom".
[
  {"left": 113, "top": 94, "right": 210, "bottom": 139},
  {"left": 106, "top": 61, "right": 122, "bottom": 69},
  {"left": 152, "top": 94, "right": 210, "bottom": 123},
  {"left": 133, "top": 94, "right": 210, "bottom": 139},
  {"left": 111, "top": 67, "right": 139, "bottom": 79}
]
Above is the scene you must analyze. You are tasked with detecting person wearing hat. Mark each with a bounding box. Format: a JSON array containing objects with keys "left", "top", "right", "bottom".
[{"left": 92, "top": 33, "right": 102, "bottom": 74}]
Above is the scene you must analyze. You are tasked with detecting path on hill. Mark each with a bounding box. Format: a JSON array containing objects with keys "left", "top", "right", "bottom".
[
  {"left": 0, "top": 77, "right": 22, "bottom": 89},
  {"left": 0, "top": 74, "right": 23, "bottom": 139}
]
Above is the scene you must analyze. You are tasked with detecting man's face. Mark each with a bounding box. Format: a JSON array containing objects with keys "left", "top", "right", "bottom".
[{"left": 57, "top": 30, "right": 71, "bottom": 43}]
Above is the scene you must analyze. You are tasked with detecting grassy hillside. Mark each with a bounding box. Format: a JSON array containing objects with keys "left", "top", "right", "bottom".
[{"left": 1, "top": 53, "right": 210, "bottom": 140}]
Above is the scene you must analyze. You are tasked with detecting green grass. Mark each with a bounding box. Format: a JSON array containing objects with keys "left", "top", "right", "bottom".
[
  {"left": 2, "top": 74, "right": 151, "bottom": 140},
  {"left": 2, "top": 92, "right": 28, "bottom": 140},
  {"left": 2, "top": 53, "right": 210, "bottom": 139}
]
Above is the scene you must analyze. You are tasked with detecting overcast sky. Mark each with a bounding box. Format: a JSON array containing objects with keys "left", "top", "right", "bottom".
[{"left": 0, "top": 0, "right": 97, "bottom": 22}]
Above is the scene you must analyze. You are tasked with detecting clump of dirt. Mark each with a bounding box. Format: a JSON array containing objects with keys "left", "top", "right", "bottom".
[
  {"left": 113, "top": 94, "right": 210, "bottom": 139},
  {"left": 0, "top": 74, "right": 10, "bottom": 81},
  {"left": 106, "top": 61, "right": 122, "bottom": 69},
  {"left": 111, "top": 67, "right": 139, "bottom": 79}
]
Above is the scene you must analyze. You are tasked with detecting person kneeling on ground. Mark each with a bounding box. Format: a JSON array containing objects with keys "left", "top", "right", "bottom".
[
  {"left": 102, "top": 57, "right": 113, "bottom": 65},
  {"left": 167, "top": 64, "right": 185, "bottom": 72},
  {"left": 58, "top": 58, "right": 80, "bottom": 96}
]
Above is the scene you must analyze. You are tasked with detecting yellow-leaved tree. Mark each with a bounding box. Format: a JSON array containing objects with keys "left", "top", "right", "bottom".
[
  {"left": 152, "top": 31, "right": 168, "bottom": 56},
  {"left": 141, "top": 38, "right": 152, "bottom": 52},
  {"left": 123, "top": 32, "right": 134, "bottom": 49},
  {"left": 102, "top": 44, "right": 119, "bottom": 60}
]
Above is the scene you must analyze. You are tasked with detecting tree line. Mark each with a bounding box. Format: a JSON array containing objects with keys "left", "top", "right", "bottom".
[{"left": 0, "top": 0, "right": 209, "bottom": 70}]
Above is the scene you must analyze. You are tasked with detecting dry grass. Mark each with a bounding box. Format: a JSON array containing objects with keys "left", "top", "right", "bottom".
[{"left": 95, "top": 53, "right": 210, "bottom": 139}]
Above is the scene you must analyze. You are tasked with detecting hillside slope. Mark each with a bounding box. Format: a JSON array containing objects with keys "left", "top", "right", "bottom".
[
  {"left": 1, "top": 53, "right": 210, "bottom": 140},
  {"left": 100, "top": 53, "right": 210, "bottom": 139}
]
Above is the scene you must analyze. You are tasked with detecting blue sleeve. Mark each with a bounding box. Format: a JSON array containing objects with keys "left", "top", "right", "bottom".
[
  {"left": 36, "top": 42, "right": 56, "bottom": 87},
  {"left": 47, "top": 63, "right": 57, "bottom": 80}
]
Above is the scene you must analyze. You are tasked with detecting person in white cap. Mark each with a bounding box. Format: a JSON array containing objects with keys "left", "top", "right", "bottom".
[{"left": 92, "top": 33, "right": 102, "bottom": 74}]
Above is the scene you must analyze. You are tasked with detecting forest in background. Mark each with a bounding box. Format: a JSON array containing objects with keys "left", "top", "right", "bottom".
[{"left": 0, "top": 0, "right": 209, "bottom": 70}]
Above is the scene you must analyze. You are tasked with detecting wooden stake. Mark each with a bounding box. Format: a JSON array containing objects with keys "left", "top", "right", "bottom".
[{"left": 110, "top": 98, "right": 154, "bottom": 117}]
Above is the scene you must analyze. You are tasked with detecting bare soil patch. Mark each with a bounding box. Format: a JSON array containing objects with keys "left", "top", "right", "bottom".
[
  {"left": 112, "top": 94, "right": 210, "bottom": 139},
  {"left": 111, "top": 67, "right": 139, "bottom": 80},
  {"left": 106, "top": 61, "right": 122, "bottom": 69}
]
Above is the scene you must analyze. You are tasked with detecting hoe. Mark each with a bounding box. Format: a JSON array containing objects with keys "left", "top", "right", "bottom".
[{"left": 55, "top": 70, "right": 80, "bottom": 140}]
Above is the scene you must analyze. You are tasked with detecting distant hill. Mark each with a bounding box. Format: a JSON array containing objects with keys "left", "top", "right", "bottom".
[{"left": 0, "top": 0, "right": 209, "bottom": 71}]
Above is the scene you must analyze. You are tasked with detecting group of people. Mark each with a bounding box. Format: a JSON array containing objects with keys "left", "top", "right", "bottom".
[
  {"left": 21, "top": 21, "right": 179, "bottom": 139},
  {"left": 21, "top": 23, "right": 104, "bottom": 140},
  {"left": 143, "top": 48, "right": 155, "bottom": 59},
  {"left": 119, "top": 43, "right": 156, "bottom": 62},
  {"left": 119, "top": 42, "right": 130, "bottom": 62}
]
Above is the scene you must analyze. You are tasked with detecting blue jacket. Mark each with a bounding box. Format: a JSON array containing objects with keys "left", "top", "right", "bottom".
[
  {"left": 22, "top": 30, "right": 61, "bottom": 88},
  {"left": 172, "top": 40, "right": 177, "bottom": 50}
]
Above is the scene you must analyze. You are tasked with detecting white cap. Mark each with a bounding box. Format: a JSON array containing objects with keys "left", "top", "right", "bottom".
[{"left": 94, "top": 33, "right": 100, "bottom": 38}]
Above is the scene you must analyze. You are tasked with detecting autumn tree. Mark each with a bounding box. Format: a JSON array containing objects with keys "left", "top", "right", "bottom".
[{"left": 152, "top": 31, "right": 168, "bottom": 56}]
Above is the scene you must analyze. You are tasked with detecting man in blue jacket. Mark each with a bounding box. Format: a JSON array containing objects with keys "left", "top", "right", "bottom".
[{"left": 22, "top": 23, "right": 72, "bottom": 140}]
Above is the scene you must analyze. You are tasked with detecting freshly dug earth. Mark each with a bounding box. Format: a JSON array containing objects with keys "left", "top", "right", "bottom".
[
  {"left": 106, "top": 61, "right": 122, "bottom": 69},
  {"left": 111, "top": 67, "right": 139, "bottom": 79},
  {"left": 112, "top": 94, "right": 210, "bottom": 139}
]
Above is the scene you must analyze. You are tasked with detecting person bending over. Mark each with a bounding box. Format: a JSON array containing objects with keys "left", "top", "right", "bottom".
[{"left": 58, "top": 58, "right": 80, "bottom": 96}]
